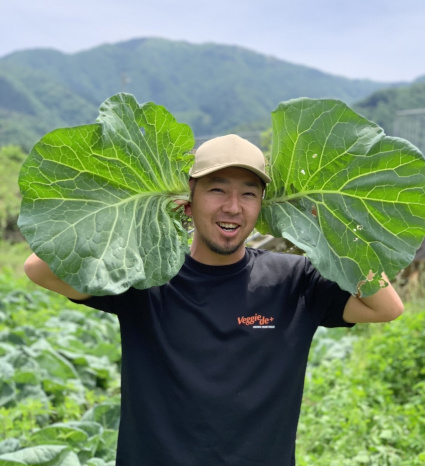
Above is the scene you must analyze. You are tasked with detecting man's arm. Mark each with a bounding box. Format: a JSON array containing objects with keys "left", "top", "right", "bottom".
[
  {"left": 343, "top": 273, "right": 404, "bottom": 323},
  {"left": 24, "top": 253, "right": 92, "bottom": 301}
]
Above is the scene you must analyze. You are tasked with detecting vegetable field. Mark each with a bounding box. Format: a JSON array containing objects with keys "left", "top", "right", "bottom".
[
  {"left": 0, "top": 272, "right": 121, "bottom": 465},
  {"left": 1, "top": 270, "right": 425, "bottom": 464},
  {"left": 298, "top": 299, "right": 425, "bottom": 465}
]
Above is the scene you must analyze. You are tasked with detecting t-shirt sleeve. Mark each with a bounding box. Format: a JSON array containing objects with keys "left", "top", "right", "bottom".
[
  {"left": 69, "top": 287, "right": 145, "bottom": 315},
  {"left": 69, "top": 294, "right": 120, "bottom": 315},
  {"left": 303, "top": 259, "right": 353, "bottom": 328}
]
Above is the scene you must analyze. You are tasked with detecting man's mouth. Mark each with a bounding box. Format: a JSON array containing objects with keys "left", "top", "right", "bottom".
[{"left": 217, "top": 222, "right": 239, "bottom": 232}]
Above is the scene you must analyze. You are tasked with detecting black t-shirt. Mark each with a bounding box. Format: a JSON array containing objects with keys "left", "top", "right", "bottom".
[{"left": 76, "top": 248, "right": 352, "bottom": 466}]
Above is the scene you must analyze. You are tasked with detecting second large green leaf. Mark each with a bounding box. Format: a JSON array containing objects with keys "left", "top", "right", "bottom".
[{"left": 259, "top": 98, "right": 425, "bottom": 296}]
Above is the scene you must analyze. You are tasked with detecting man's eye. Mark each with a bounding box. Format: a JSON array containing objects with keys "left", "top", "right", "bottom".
[{"left": 244, "top": 192, "right": 256, "bottom": 197}]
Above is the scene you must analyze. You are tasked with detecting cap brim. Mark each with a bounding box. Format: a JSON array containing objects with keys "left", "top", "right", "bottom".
[{"left": 189, "top": 162, "right": 271, "bottom": 184}]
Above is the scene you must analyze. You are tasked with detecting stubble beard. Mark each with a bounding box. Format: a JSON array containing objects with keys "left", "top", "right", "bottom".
[{"left": 201, "top": 235, "right": 245, "bottom": 256}]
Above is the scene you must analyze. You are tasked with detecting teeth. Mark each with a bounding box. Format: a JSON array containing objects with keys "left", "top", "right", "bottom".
[{"left": 219, "top": 222, "right": 238, "bottom": 229}]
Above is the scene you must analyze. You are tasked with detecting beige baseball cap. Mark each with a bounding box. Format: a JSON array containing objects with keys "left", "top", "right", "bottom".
[{"left": 189, "top": 134, "right": 271, "bottom": 184}]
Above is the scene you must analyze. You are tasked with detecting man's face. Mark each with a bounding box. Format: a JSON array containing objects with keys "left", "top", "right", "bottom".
[{"left": 185, "top": 167, "right": 263, "bottom": 265}]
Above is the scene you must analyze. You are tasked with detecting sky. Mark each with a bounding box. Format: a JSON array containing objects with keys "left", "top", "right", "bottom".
[{"left": 1, "top": 0, "right": 424, "bottom": 83}]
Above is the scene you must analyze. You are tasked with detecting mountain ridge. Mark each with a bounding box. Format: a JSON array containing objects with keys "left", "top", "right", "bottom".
[{"left": 0, "top": 37, "right": 408, "bottom": 149}]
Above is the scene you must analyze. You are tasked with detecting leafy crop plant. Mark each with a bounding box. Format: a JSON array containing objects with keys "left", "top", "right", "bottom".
[{"left": 18, "top": 93, "right": 425, "bottom": 297}]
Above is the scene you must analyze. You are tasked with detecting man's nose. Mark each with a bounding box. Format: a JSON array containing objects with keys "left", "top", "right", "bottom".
[{"left": 222, "top": 193, "right": 242, "bottom": 214}]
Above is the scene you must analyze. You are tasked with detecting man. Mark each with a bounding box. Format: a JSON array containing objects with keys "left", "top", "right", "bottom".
[{"left": 24, "top": 134, "right": 403, "bottom": 465}]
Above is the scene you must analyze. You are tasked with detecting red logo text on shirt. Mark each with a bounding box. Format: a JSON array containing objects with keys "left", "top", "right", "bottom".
[{"left": 237, "top": 314, "right": 275, "bottom": 329}]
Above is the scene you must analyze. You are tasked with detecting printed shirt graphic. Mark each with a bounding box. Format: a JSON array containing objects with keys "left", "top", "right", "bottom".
[{"left": 237, "top": 313, "right": 276, "bottom": 328}]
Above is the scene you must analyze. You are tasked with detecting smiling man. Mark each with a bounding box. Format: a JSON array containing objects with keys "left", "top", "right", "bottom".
[
  {"left": 24, "top": 134, "right": 403, "bottom": 466},
  {"left": 184, "top": 135, "right": 267, "bottom": 265},
  {"left": 186, "top": 166, "right": 262, "bottom": 262}
]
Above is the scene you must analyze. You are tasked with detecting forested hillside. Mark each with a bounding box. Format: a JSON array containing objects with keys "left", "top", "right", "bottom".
[
  {"left": 0, "top": 38, "right": 394, "bottom": 149},
  {"left": 354, "top": 79, "right": 425, "bottom": 149}
]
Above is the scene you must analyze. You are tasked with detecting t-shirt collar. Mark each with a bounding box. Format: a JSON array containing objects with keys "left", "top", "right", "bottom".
[{"left": 184, "top": 249, "right": 250, "bottom": 276}]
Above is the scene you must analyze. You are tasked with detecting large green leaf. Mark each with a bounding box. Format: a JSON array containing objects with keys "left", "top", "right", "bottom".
[
  {"left": 18, "top": 93, "right": 194, "bottom": 295},
  {"left": 259, "top": 98, "right": 425, "bottom": 296},
  {"left": 31, "top": 340, "right": 79, "bottom": 380},
  {"left": 0, "top": 445, "right": 71, "bottom": 466},
  {"left": 29, "top": 423, "right": 102, "bottom": 456},
  {"left": 82, "top": 403, "right": 121, "bottom": 430}
]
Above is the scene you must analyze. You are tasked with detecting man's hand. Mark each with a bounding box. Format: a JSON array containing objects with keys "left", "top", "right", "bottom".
[{"left": 172, "top": 199, "right": 189, "bottom": 211}]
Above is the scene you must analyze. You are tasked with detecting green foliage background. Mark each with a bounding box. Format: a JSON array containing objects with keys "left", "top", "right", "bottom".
[
  {"left": 297, "top": 297, "right": 425, "bottom": 465},
  {"left": 354, "top": 81, "right": 425, "bottom": 138},
  {"left": 0, "top": 271, "right": 424, "bottom": 464},
  {"left": 0, "top": 273, "right": 120, "bottom": 465},
  {"left": 0, "top": 146, "right": 26, "bottom": 239}
]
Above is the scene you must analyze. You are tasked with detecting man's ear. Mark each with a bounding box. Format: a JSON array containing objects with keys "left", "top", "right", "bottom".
[{"left": 186, "top": 177, "right": 196, "bottom": 217}]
